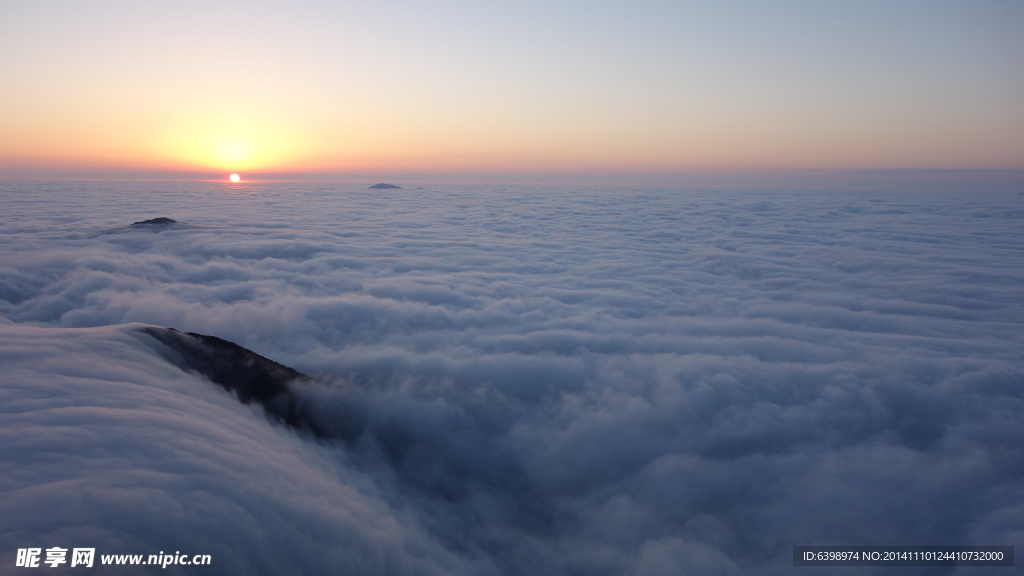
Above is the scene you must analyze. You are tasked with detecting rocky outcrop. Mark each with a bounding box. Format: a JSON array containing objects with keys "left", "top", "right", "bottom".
[{"left": 140, "top": 327, "right": 326, "bottom": 437}]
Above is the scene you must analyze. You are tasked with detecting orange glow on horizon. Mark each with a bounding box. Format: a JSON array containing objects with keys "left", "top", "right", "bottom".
[{"left": 148, "top": 109, "right": 323, "bottom": 174}]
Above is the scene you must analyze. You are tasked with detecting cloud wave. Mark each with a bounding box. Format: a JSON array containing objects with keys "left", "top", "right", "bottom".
[{"left": 1, "top": 180, "right": 1022, "bottom": 574}]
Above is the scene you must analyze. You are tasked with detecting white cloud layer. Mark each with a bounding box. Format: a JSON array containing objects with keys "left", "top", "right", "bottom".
[{"left": 1, "top": 180, "right": 1022, "bottom": 574}]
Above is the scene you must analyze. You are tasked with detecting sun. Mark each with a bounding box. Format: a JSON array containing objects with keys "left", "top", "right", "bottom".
[{"left": 229, "top": 173, "right": 241, "bottom": 183}]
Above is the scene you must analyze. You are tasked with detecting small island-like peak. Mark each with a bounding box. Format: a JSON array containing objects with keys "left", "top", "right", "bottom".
[
  {"left": 368, "top": 183, "right": 401, "bottom": 189},
  {"left": 131, "top": 217, "right": 178, "bottom": 226}
]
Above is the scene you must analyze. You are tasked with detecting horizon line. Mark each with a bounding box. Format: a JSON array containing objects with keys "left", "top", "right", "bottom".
[{"left": 3, "top": 167, "right": 1024, "bottom": 191}]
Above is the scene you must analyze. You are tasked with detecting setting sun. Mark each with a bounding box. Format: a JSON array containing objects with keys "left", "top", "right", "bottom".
[{"left": 229, "top": 173, "right": 241, "bottom": 182}]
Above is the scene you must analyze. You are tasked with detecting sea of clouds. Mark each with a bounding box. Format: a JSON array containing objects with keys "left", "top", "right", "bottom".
[{"left": 1, "top": 179, "right": 1022, "bottom": 575}]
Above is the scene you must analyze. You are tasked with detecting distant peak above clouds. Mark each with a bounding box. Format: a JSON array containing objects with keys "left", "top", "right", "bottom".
[{"left": 131, "top": 217, "right": 179, "bottom": 226}]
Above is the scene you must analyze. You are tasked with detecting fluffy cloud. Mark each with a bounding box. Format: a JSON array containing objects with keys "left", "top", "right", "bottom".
[{"left": 1, "top": 180, "right": 1022, "bottom": 574}]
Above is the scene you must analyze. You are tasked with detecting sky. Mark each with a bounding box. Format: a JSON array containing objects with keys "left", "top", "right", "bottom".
[{"left": 1, "top": 0, "right": 1023, "bottom": 182}]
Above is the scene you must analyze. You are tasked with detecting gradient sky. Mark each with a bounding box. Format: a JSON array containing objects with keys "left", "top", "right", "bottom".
[{"left": 1, "top": 0, "right": 1022, "bottom": 181}]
